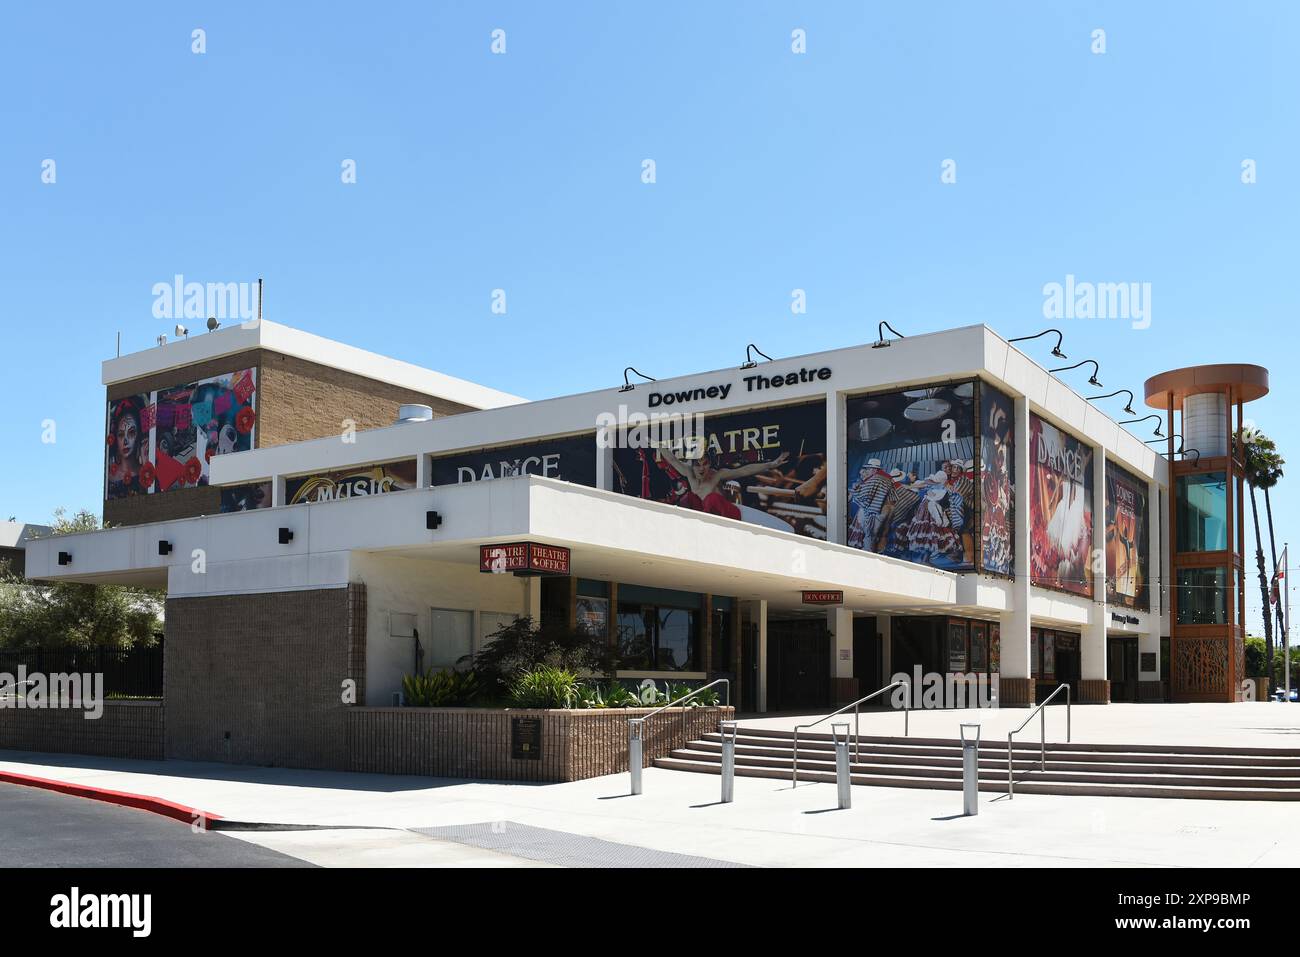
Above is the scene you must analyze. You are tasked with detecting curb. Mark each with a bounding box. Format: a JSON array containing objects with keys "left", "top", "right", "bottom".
[{"left": 0, "top": 770, "right": 223, "bottom": 829}]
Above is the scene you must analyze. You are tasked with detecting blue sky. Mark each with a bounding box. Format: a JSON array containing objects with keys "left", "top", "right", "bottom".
[{"left": 2, "top": 2, "right": 1297, "bottom": 635}]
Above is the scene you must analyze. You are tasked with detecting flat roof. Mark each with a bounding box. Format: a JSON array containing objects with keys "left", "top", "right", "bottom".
[{"left": 102, "top": 319, "right": 527, "bottom": 411}]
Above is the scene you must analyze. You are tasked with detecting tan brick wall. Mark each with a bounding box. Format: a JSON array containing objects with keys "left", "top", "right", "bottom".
[
  {"left": 347, "top": 705, "right": 734, "bottom": 782},
  {"left": 255, "top": 350, "right": 473, "bottom": 447},
  {"left": 164, "top": 586, "right": 364, "bottom": 769},
  {"left": 104, "top": 348, "right": 476, "bottom": 526},
  {"left": 0, "top": 701, "right": 163, "bottom": 760}
]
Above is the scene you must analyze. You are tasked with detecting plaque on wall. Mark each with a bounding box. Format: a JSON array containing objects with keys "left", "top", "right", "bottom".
[
  {"left": 511, "top": 717, "right": 542, "bottom": 761},
  {"left": 1140, "top": 652, "right": 1157, "bottom": 673}
]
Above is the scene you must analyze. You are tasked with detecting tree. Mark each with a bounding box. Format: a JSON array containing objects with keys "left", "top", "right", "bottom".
[
  {"left": 0, "top": 508, "right": 163, "bottom": 650},
  {"left": 1242, "top": 429, "right": 1284, "bottom": 673}
]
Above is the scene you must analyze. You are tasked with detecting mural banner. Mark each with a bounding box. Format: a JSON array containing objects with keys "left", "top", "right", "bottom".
[
  {"left": 1029, "top": 414, "right": 1094, "bottom": 595},
  {"left": 611, "top": 400, "right": 828, "bottom": 539},
  {"left": 845, "top": 382, "right": 976, "bottom": 570},
  {"left": 285, "top": 460, "right": 418, "bottom": 505},
  {"left": 1106, "top": 461, "right": 1150, "bottom": 610},
  {"left": 429, "top": 434, "right": 596, "bottom": 487},
  {"left": 979, "top": 382, "right": 1015, "bottom": 575}
]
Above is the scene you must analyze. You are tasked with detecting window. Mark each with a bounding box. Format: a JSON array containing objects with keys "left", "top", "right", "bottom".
[
  {"left": 429, "top": 608, "right": 473, "bottom": 668},
  {"left": 1176, "top": 473, "right": 1227, "bottom": 552},
  {"left": 1176, "top": 567, "right": 1228, "bottom": 625},
  {"left": 712, "top": 606, "right": 733, "bottom": 672},
  {"left": 617, "top": 602, "right": 698, "bottom": 671},
  {"left": 1031, "top": 629, "right": 1041, "bottom": 678}
]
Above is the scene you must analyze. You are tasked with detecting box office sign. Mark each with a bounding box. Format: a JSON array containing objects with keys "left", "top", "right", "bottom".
[
  {"left": 480, "top": 542, "right": 571, "bottom": 576},
  {"left": 801, "top": 590, "right": 843, "bottom": 605}
]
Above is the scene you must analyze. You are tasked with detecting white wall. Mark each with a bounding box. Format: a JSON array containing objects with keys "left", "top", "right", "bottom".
[{"left": 349, "top": 552, "right": 527, "bottom": 706}]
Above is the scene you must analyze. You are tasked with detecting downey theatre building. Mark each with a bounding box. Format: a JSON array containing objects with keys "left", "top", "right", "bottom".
[{"left": 26, "top": 319, "right": 1265, "bottom": 768}]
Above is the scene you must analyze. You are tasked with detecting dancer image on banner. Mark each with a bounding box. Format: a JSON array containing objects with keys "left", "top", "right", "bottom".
[
  {"left": 106, "top": 396, "right": 150, "bottom": 498},
  {"left": 847, "top": 459, "right": 894, "bottom": 549},
  {"left": 655, "top": 445, "right": 790, "bottom": 520},
  {"left": 902, "top": 469, "right": 968, "bottom": 568}
]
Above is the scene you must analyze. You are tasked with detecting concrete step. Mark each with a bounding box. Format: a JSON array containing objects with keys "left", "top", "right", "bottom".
[
  {"left": 668, "top": 748, "right": 1300, "bottom": 789},
  {"left": 653, "top": 755, "right": 1300, "bottom": 801}
]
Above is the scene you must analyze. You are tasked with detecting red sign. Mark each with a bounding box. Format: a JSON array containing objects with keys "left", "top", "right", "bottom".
[
  {"left": 801, "top": 590, "right": 843, "bottom": 605},
  {"left": 480, "top": 542, "right": 571, "bottom": 576}
]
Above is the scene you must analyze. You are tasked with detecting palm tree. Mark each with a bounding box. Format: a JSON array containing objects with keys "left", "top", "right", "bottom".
[{"left": 1242, "top": 428, "right": 1284, "bottom": 674}]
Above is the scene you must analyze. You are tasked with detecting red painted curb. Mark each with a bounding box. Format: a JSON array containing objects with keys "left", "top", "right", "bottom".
[{"left": 0, "top": 770, "right": 223, "bottom": 829}]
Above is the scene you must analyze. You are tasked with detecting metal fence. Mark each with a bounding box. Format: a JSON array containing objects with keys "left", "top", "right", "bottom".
[{"left": 0, "top": 645, "right": 164, "bottom": 698}]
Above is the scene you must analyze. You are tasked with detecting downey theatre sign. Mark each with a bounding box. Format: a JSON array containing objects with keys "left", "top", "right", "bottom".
[{"left": 480, "top": 542, "right": 571, "bottom": 576}]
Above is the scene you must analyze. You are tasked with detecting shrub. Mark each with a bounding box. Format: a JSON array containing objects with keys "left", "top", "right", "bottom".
[
  {"left": 401, "top": 668, "right": 480, "bottom": 707},
  {"left": 508, "top": 667, "right": 580, "bottom": 709},
  {"left": 461, "top": 617, "right": 618, "bottom": 697}
]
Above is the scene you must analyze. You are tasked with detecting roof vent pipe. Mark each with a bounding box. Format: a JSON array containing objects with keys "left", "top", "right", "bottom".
[{"left": 397, "top": 404, "right": 433, "bottom": 424}]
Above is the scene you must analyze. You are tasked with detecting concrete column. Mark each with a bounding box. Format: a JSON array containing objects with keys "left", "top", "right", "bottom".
[
  {"left": 829, "top": 606, "right": 855, "bottom": 703},
  {"left": 595, "top": 432, "right": 613, "bottom": 492},
  {"left": 1082, "top": 452, "right": 1108, "bottom": 691},
  {"left": 826, "top": 389, "right": 846, "bottom": 545},
  {"left": 416, "top": 453, "right": 429, "bottom": 488},
  {"left": 525, "top": 576, "right": 543, "bottom": 622},
  {"left": 271, "top": 475, "right": 286, "bottom": 507},
  {"left": 751, "top": 599, "right": 769, "bottom": 713},
  {"left": 1138, "top": 476, "right": 1162, "bottom": 698},
  {"left": 1000, "top": 396, "right": 1032, "bottom": 704}
]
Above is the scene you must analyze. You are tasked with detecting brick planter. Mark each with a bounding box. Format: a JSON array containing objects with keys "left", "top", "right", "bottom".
[
  {"left": 347, "top": 705, "right": 735, "bottom": 782},
  {"left": 0, "top": 699, "right": 163, "bottom": 760}
]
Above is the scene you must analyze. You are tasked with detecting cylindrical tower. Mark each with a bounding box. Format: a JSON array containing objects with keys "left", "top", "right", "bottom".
[{"left": 1144, "top": 364, "right": 1269, "bottom": 702}]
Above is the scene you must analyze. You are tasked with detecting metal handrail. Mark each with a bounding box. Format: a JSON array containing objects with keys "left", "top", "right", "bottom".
[
  {"left": 627, "top": 677, "right": 731, "bottom": 752},
  {"left": 792, "top": 680, "right": 909, "bottom": 787},
  {"left": 1007, "top": 683, "right": 1071, "bottom": 799}
]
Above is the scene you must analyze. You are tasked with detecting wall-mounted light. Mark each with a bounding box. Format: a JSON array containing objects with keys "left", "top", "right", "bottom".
[
  {"left": 1145, "top": 433, "right": 1183, "bottom": 452},
  {"left": 872, "top": 321, "right": 905, "bottom": 349},
  {"left": 1049, "top": 358, "right": 1102, "bottom": 388},
  {"left": 1182, "top": 448, "right": 1201, "bottom": 465},
  {"left": 426, "top": 510, "right": 442, "bottom": 530},
  {"left": 740, "top": 343, "right": 774, "bottom": 370},
  {"left": 158, "top": 540, "right": 173, "bottom": 556},
  {"left": 278, "top": 528, "right": 294, "bottom": 545},
  {"left": 618, "top": 367, "right": 656, "bottom": 393},
  {"left": 174, "top": 324, "right": 189, "bottom": 339},
  {"left": 1120, "top": 414, "right": 1163, "bottom": 438},
  {"left": 1088, "top": 389, "right": 1136, "bottom": 416},
  {"left": 1009, "top": 328, "right": 1067, "bottom": 359},
  {"left": 57, "top": 551, "right": 72, "bottom": 566}
]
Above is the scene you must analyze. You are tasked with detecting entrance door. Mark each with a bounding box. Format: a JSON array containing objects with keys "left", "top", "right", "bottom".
[
  {"left": 1108, "top": 637, "right": 1139, "bottom": 702},
  {"left": 740, "top": 623, "right": 759, "bottom": 712},
  {"left": 768, "top": 620, "right": 831, "bottom": 712}
]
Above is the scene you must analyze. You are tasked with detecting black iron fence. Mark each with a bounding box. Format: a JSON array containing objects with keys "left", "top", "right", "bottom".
[{"left": 0, "top": 645, "right": 163, "bottom": 698}]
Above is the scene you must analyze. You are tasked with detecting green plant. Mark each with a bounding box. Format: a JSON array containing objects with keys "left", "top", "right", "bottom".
[
  {"left": 401, "top": 668, "right": 480, "bottom": 707},
  {"left": 461, "top": 617, "right": 618, "bottom": 697},
  {"left": 634, "top": 679, "right": 668, "bottom": 706},
  {"left": 508, "top": 666, "right": 580, "bottom": 709},
  {"left": 667, "top": 683, "right": 720, "bottom": 706}
]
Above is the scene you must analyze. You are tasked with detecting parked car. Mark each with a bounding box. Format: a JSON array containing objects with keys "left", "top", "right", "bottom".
[{"left": 1272, "top": 688, "right": 1299, "bottom": 702}]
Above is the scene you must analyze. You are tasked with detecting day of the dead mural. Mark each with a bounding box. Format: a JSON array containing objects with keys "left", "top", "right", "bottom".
[
  {"left": 611, "top": 401, "right": 828, "bottom": 539},
  {"left": 105, "top": 368, "right": 257, "bottom": 499},
  {"left": 845, "top": 382, "right": 977, "bottom": 570}
]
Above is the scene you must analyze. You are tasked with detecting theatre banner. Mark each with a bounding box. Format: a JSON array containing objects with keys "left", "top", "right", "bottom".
[
  {"left": 845, "top": 382, "right": 976, "bottom": 570},
  {"left": 611, "top": 400, "right": 828, "bottom": 539},
  {"left": 429, "top": 434, "right": 596, "bottom": 487},
  {"left": 1029, "top": 414, "right": 1094, "bottom": 595},
  {"left": 978, "top": 382, "right": 1015, "bottom": 575},
  {"left": 285, "top": 460, "right": 418, "bottom": 505},
  {"left": 1106, "top": 461, "right": 1150, "bottom": 610},
  {"left": 106, "top": 368, "right": 257, "bottom": 499}
]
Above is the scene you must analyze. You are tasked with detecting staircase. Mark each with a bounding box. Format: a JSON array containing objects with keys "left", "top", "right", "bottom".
[{"left": 654, "top": 726, "right": 1300, "bottom": 800}]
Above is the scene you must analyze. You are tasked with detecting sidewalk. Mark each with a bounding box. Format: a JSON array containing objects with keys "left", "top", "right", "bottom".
[{"left": 0, "top": 749, "right": 1294, "bottom": 867}]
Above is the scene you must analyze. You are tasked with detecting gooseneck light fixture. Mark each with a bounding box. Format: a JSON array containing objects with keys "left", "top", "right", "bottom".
[
  {"left": 872, "top": 321, "right": 905, "bottom": 349},
  {"left": 619, "top": 367, "right": 657, "bottom": 393},
  {"left": 1049, "top": 358, "right": 1102, "bottom": 388},
  {"left": 1120, "top": 414, "right": 1164, "bottom": 438},
  {"left": 1088, "top": 389, "right": 1137, "bottom": 416},
  {"left": 1009, "top": 328, "right": 1067, "bottom": 359},
  {"left": 1182, "top": 448, "right": 1201, "bottom": 465},
  {"left": 740, "top": 343, "right": 774, "bottom": 370}
]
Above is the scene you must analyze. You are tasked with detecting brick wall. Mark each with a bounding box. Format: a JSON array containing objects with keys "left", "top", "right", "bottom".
[
  {"left": 0, "top": 700, "right": 162, "bottom": 760},
  {"left": 105, "top": 348, "right": 476, "bottom": 527},
  {"left": 164, "top": 586, "right": 364, "bottom": 769},
  {"left": 347, "top": 706, "right": 734, "bottom": 782}
]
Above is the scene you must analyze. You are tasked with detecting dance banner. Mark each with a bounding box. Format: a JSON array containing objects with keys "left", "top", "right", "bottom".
[
  {"left": 611, "top": 400, "right": 828, "bottom": 539},
  {"left": 429, "top": 434, "right": 596, "bottom": 487},
  {"left": 285, "top": 459, "right": 417, "bottom": 505},
  {"left": 979, "top": 382, "right": 1015, "bottom": 575},
  {"left": 845, "top": 382, "right": 976, "bottom": 570},
  {"left": 1029, "top": 414, "right": 1094, "bottom": 595},
  {"left": 1106, "top": 461, "right": 1150, "bottom": 610},
  {"left": 106, "top": 368, "right": 257, "bottom": 499}
]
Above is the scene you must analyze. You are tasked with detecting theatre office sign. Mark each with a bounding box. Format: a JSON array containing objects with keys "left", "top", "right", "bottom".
[{"left": 480, "top": 542, "right": 572, "bottom": 576}]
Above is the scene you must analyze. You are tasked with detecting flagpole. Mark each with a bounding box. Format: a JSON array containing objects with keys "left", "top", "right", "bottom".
[{"left": 1285, "top": 542, "right": 1290, "bottom": 702}]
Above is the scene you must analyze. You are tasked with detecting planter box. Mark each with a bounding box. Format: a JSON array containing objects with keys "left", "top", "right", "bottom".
[
  {"left": 347, "top": 705, "right": 735, "bottom": 782},
  {"left": 0, "top": 699, "right": 163, "bottom": 760}
]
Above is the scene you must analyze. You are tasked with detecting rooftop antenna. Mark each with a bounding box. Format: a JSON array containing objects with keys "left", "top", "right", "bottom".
[
  {"left": 116, "top": 331, "right": 121, "bottom": 358},
  {"left": 258, "top": 277, "right": 263, "bottom": 323}
]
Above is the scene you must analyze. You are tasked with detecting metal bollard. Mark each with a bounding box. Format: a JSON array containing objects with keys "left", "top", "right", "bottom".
[
  {"left": 960, "top": 722, "right": 980, "bottom": 816},
  {"left": 720, "top": 720, "right": 737, "bottom": 803},
  {"left": 629, "top": 718, "right": 644, "bottom": 795},
  {"left": 832, "top": 722, "right": 851, "bottom": 810}
]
